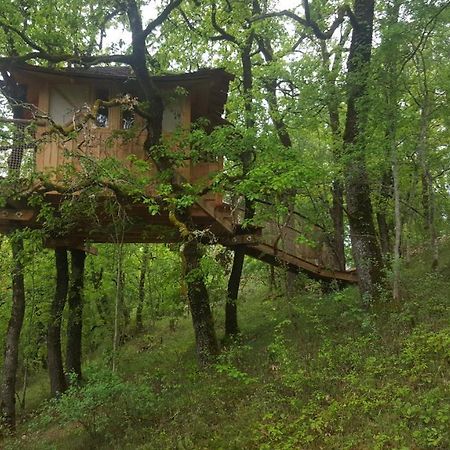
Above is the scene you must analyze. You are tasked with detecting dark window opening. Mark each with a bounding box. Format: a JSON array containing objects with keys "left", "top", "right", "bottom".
[
  {"left": 95, "top": 88, "right": 109, "bottom": 127},
  {"left": 121, "top": 108, "right": 135, "bottom": 129}
]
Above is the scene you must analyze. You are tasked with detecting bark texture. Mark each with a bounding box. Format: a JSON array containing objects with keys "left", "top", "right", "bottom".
[
  {"left": 343, "top": 0, "right": 384, "bottom": 301},
  {"left": 47, "top": 248, "right": 69, "bottom": 396},
  {"left": 0, "top": 239, "right": 25, "bottom": 430},
  {"left": 66, "top": 249, "right": 86, "bottom": 381},
  {"left": 183, "top": 240, "right": 219, "bottom": 366}
]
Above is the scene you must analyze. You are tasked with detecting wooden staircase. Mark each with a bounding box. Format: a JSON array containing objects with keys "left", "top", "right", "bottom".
[{"left": 196, "top": 198, "right": 358, "bottom": 284}]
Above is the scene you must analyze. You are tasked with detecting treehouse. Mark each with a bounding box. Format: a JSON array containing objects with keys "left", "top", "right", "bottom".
[{"left": 0, "top": 63, "right": 357, "bottom": 283}]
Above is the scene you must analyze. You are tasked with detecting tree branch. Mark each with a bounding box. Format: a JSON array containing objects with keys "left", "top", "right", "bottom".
[
  {"left": 0, "top": 20, "right": 47, "bottom": 53},
  {"left": 252, "top": 2, "right": 352, "bottom": 40},
  {"left": 211, "top": 2, "right": 238, "bottom": 44},
  {"left": 142, "top": 0, "right": 184, "bottom": 38},
  {"left": 0, "top": 52, "right": 132, "bottom": 66}
]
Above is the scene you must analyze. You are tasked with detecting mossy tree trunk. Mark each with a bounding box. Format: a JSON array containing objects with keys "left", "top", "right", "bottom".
[
  {"left": 182, "top": 240, "right": 219, "bottom": 366},
  {"left": 343, "top": 0, "right": 384, "bottom": 302},
  {"left": 0, "top": 238, "right": 25, "bottom": 431}
]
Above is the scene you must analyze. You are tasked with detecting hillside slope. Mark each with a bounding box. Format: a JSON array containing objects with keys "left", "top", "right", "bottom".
[{"left": 2, "top": 249, "right": 450, "bottom": 450}]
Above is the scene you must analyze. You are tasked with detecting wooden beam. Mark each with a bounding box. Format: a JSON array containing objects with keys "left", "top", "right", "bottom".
[
  {"left": 220, "top": 234, "right": 260, "bottom": 246},
  {"left": 245, "top": 243, "right": 359, "bottom": 284},
  {"left": 0, "top": 208, "right": 35, "bottom": 221}
]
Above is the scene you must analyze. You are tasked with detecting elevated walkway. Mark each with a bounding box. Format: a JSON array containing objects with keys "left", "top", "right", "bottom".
[{"left": 197, "top": 198, "right": 358, "bottom": 284}]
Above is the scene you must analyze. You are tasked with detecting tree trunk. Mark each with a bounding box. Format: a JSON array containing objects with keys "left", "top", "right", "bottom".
[
  {"left": 224, "top": 37, "right": 256, "bottom": 337},
  {"left": 377, "top": 0, "right": 401, "bottom": 298},
  {"left": 136, "top": 245, "right": 150, "bottom": 331},
  {"left": 343, "top": 0, "right": 384, "bottom": 302},
  {"left": 225, "top": 245, "right": 245, "bottom": 338},
  {"left": 1, "top": 84, "right": 28, "bottom": 430},
  {"left": 320, "top": 39, "right": 347, "bottom": 271},
  {"left": 330, "top": 180, "right": 346, "bottom": 270},
  {"left": 375, "top": 165, "right": 393, "bottom": 258},
  {"left": 416, "top": 95, "right": 438, "bottom": 270},
  {"left": 392, "top": 148, "right": 402, "bottom": 301},
  {"left": 182, "top": 240, "right": 219, "bottom": 366},
  {"left": 47, "top": 248, "right": 69, "bottom": 397},
  {"left": 377, "top": 211, "right": 391, "bottom": 258},
  {"left": 66, "top": 249, "right": 86, "bottom": 381},
  {"left": 0, "top": 238, "right": 25, "bottom": 431},
  {"left": 112, "top": 246, "right": 123, "bottom": 372},
  {"left": 119, "top": 272, "right": 129, "bottom": 342}
]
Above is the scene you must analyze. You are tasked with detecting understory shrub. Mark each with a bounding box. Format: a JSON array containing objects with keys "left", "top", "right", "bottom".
[
  {"left": 253, "top": 291, "right": 450, "bottom": 449},
  {"left": 32, "top": 367, "right": 156, "bottom": 442}
]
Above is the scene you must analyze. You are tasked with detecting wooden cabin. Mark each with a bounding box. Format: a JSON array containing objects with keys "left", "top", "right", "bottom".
[
  {"left": 0, "top": 63, "right": 357, "bottom": 283},
  {"left": 7, "top": 64, "right": 232, "bottom": 182},
  {"left": 0, "top": 64, "right": 237, "bottom": 243}
]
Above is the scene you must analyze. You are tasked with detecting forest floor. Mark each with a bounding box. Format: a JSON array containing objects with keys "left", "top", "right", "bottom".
[{"left": 2, "top": 246, "right": 449, "bottom": 450}]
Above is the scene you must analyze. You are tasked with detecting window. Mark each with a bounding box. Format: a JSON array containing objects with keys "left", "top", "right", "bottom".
[
  {"left": 121, "top": 108, "right": 135, "bottom": 129},
  {"left": 49, "top": 84, "right": 89, "bottom": 125},
  {"left": 95, "top": 88, "right": 109, "bottom": 128},
  {"left": 162, "top": 98, "right": 183, "bottom": 133}
]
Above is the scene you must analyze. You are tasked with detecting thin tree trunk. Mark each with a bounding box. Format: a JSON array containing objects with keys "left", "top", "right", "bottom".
[
  {"left": 330, "top": 180, "right": 346, "bottom": 270},
  {"left": 376, "top": 168, "right": 394, "bottom": 258},
  {"left": 182, "top": 240, "right": 219, "bottom": 366},
  {"left": 66, "top": 249, "right": 86, "bottom": 381},
  {"left": 136, "top": 245, "right": 150, "bottom": 331},
  {"left": 377, "top": 213, "right": 391, "bottom": 257},
  {"left": 224, "top": 37, "right": 256, "bottom": 336},
  {"left": 320, "top": 39, "right": 347, "bottom": 271},
  {"left": 112, "top": 245, "right": 123, "bottom": 372},
  {"left": 343, "top": 0, "right": 384, "bottom": 302},
  {"left": 392, "top": 150, "right": 402, "bottom": 301},
  {"left": 285, "top": 271, "right": 297, "bottom": 300},
  {"left": 0, "top": 238, "right": 25, "bottom": 431},
  {"left": 0, "top": 82, "right": 28, "bottom": 430},
  {"left": 375, "top": 0, "right": 402, "bottom": 298},
  {"left": 47, "top": 248, "right": 69, "bottom": 396},
  {"left": 225, "top": 245, "right": 245, "bottom": 337},
  {"left": 119, "top": 272, "right": 129, "bottom": 342},
  {"left": 416, "top": 95, "right": 438, "bottom": 270}
]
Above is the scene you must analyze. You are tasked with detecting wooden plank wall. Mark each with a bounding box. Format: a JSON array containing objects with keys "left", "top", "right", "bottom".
[{"left": 31, "top": 78, "right": 224, "bottom": 189}]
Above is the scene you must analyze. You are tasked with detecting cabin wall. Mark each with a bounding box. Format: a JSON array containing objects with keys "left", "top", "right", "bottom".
[
  {"left": 11, "top": 71, "right": 223, "bottom": 207},
  {"left": 29, "top": 77, "right": 194, "bottom": 177}
]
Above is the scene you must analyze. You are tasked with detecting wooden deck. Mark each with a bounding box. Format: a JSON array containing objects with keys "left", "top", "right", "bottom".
[{"left": 0, "top": 186, "right": 357, "bottom": 284}]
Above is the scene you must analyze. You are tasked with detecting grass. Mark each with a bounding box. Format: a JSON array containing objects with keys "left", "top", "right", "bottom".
[{"left": 2, "top": 248, "right": 449, "bottom": 450}]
